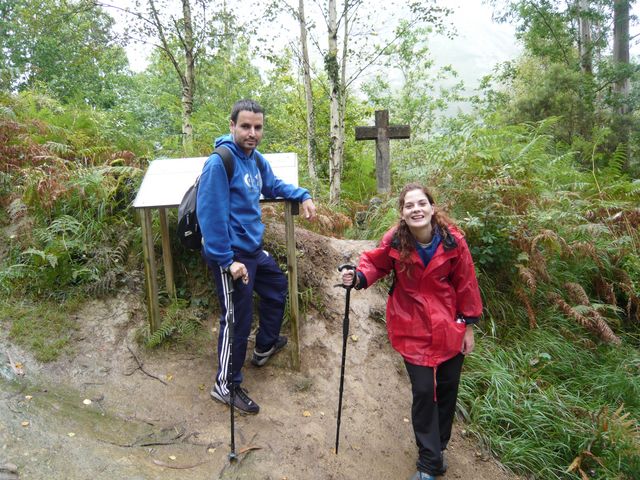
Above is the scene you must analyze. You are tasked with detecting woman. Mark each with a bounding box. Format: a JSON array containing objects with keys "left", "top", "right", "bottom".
[{"left": 342, "top": 183, "right": 482, "bottom": 480}]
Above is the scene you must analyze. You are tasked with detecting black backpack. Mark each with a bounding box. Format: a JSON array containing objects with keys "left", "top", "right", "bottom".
[{"left": 177, "top": 146, "right": 234, "bottom": 250}]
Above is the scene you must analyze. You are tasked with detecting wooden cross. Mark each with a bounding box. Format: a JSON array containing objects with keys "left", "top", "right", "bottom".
[{"left": 355, "top": 110, "right": 410, "bottom": 194}]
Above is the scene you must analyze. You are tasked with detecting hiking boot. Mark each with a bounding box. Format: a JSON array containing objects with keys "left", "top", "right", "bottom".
[
  {"left": 210, "top": 383, "right": 260, "bottom": 414},
  {"left": 409, "top": 473, "right": 435, "bottom": 480},
  {"left": 251, "top": 336, "right": 288, "bottom": 367}
]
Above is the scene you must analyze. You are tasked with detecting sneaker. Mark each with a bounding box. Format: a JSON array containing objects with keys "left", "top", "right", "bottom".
[
  {"left": 210, "top": 383, "right": 260, "bottom": 414},
  {"left": 251, "top": 336, "right": 288, "bottom": 367},
  {"left": 409, "top": 473, "right": 435, "bottom": 480},
  {"left": 441, "top": 450, "right": 448, "bottom": 473}
]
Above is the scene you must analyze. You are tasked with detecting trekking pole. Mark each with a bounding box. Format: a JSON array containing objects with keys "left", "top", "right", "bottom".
[
  {"left": 222, "top": 270, "right": 238, "bottom": 463},
  {"left": 334, "top": 263, "right": 356, "bottom": 454}
]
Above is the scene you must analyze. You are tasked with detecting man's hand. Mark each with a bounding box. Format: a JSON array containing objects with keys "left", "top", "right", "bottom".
[
  {"left": 228, "top": 261, "right": 249, "bottom": 285},
  {"left": 301, "top": 198, "right": 317, "bottom": 221}
]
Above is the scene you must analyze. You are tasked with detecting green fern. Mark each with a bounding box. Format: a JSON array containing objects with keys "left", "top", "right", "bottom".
[
  {"left": 145, "top": 321, "right": 177, "bottom": 348},
  {"left": 43, "top": 141, "right": 74, "bottom": 156}
]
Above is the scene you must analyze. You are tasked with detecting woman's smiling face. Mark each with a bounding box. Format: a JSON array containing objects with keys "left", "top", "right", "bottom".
[{"left": 401, "top": 188, "right": 433, "bottom": 231}]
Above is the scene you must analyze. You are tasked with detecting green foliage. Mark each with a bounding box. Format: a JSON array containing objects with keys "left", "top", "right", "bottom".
[
  {"left": 0, "top": 0, "right": 132, "bottom": 108},
  {"left": 142, "top": 299, "right": 206, "bottom": 349},
  {"left": 484, "top": 0, "right": 640, "bottom": 174},
  {"left": 361, "top": 22, "right": 464, "bottom": 138},
  {"left": 0, "top": 91, "right": 145, "bottom": 299},
  {"left": 459, "top": 323, "right": 640, "bottom": 479},
  {"left": 1, "top": 298, "right": 80, "bottom": 362}
]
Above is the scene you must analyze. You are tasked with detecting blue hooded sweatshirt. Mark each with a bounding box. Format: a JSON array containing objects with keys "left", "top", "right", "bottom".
[{"left": 196, "top": 134, "right": 311, "bottom": 269}]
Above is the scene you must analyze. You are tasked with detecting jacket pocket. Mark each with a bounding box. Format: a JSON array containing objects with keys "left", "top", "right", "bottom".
[{"left": 443, "top": 318, "right": 466, "bottom": 355}]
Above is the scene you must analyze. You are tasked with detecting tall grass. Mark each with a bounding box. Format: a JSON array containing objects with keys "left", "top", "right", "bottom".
[{"left": 459, "top": 320, "right": 640, "bottom": 479}]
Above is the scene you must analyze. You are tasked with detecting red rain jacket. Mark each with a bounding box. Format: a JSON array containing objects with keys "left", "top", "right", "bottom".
[{"left": 357, "top": 226, "right": 483, "bottom": 367}]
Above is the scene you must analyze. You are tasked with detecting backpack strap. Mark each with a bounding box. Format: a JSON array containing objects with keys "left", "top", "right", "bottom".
[
  {"left": 213, "top": 146, "right": 234, "bottom": 181},
  {"left": 255, "top": 152, "right": 266, "bottom": 173}
]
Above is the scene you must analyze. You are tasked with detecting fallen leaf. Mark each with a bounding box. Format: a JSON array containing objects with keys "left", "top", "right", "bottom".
[
  {"left": 350, "top": 335, "right": 358, "bottom": 342},
  {"left": 83, "top": 399, "right": 92, "bottom": 405},
  {"left": 25, "top": 395, "right": 33, "bottom": 400},
  {"left": 403, "top": 418, "right": 409, "bottom": 423},
  {"left": 238, "top": 445, "right": 261, "bottom": 454},
  {"left": 14, "top": 362, "right": 23, "bottom": 369},
  {"left": 166, "top": 374, "right": 174, "bottom": 382},
  {"left": 320, "top": 411, "right": 325, "bottom": 417},
  {"left": 207, "top": 448, "right": 216, "bottom": 454},
  {"left": 67, "top": 432, "right": 75, "bottom": 437},
  {"left": 168, "top": 455, "right": 176, "bottom": 461},
  {"left": 302, "top": 410, "right": 311, "bottom": 417},
  {"left": 21, "top": 421, "right": 29, "bottom": 427},
  {"left": 199, "top": 384, "right": 206, "bottom": 391}
]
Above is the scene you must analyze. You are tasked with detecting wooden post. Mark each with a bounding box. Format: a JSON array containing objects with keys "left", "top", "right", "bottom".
[
  {"left": 284, "top": 200, "right": 301, "bottom": 371},
  {"left": 140, "top": 208, "right": 161, "bottom": 333},
  {"left": 355, "top": 110, "right": 410, "bottom": 194},
  {"left": 158, "top": 207, "right": 176, "bottom": 299}
]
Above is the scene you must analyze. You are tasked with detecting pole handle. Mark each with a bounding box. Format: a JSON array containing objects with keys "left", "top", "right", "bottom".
[{"left": 336, "top": 264, "right": 356, "bottom": 290}]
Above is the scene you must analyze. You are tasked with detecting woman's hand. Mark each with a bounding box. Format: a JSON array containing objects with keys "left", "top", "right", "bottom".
[
  {"left": 342, "top": 270, "right": 356, "bottom": 288},
  {"left": 461, "top": 325, "right": 475, "bottom": 355}
]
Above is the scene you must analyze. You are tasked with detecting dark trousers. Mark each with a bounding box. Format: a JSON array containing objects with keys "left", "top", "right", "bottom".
[
  {"left": 404, "top": 353, "right": 465, "bottom": 475},
  {"left": 208, "top": 249, "right": 287, "bottom": 394}
]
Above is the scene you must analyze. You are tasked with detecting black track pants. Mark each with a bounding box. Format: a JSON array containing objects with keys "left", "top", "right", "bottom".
[
  {"left": 208, "top": 249, "right": 287, "bottom": 393},
  {"left": 404, "top": 353, "right": 465, "bottom": 475}
]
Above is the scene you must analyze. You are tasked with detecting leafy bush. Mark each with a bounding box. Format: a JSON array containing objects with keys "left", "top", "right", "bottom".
[{"left": 0, "top": 91, "right": 146, "bottom": 299}]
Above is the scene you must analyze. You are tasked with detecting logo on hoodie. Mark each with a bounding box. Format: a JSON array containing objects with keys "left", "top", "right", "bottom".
[{"left": 244, "top": 171, "right": 262, "bottom": 193}]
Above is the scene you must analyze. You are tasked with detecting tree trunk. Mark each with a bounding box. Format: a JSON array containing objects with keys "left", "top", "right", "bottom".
[
  {"left": 326, "top": 0, "right": 341, "bottom": 203},
  {"left": 578, "top": 0, "right": 592, "bottom": 75},
  {"left": 613, "top": 0, "right": 631, "bottom": 171},
  {"left": 147, "top": 0, "right": 196, "bottom": 154},
  {"left": 613, "top": 0, "right": 630, "bottom": 105},
  {"left": 337, "top": 0, "right": 348, "bottom": 189},
  {"left": 181, "top": 0, "right": 195, "bottom": 153},
  {"left": 298, "top": 0, "right": 318, "bottom": 184}
]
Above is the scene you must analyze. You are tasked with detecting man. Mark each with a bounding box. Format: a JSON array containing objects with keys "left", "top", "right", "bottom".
[{"left": 197, "top": 99, "right": 316, "bottom": 414}]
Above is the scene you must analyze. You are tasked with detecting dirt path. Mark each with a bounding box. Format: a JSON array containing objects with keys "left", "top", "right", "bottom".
[{"left": 1, "top": 230, "right": 518, "bottom": 480}]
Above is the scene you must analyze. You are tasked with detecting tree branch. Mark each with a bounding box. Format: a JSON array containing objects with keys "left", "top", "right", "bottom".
[
  {"left": 124, "top": 345, "right": 168, "bottom": 385},
  {"left": 147, "top": 0, "right": 187, "bottom": 86},
  {"left": 529, "top": 1, "right": 572, "bottom": 66}
]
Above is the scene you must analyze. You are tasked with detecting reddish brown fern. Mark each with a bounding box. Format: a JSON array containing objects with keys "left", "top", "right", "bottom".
[
  {"left": 515, "top": 287, "right": 537, "bottom": 329},
  {"left": 549, "top": 286, "right": 621, "bottom": 345}
]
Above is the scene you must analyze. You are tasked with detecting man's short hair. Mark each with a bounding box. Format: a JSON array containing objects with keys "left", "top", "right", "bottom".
[{"left": 231, "top": 99, "right": 264, "bottom": 123}]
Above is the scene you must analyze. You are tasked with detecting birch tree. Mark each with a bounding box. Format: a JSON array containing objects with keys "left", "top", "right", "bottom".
[
  {"left": 319, "top": 0, "right": 451, "bottom": 202},
  {"left": 298, "top": 0, "right": 318, "bottom": 183},
  {"left": 264, "top": 0, "right": 450, "bottom": 201},
  {"left": 578, "top": 0, "right": 593, "bottom": 74},
  {"left": 97, "top": 0, "right": 236, "bottom": 154}
]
